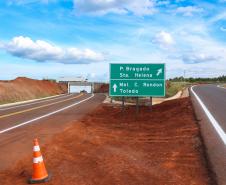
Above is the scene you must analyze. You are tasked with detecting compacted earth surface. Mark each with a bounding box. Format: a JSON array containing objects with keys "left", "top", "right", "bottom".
[
  {"left": 0, "top": 77, "right": 67, "bottom": 104},
  {"left": 0, "top": 98, "right": 215, "bottom": 185}
]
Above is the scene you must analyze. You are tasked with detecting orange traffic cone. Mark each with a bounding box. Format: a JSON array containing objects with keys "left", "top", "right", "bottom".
[{"left": 28, "top": 138, "right": 50, "bottom": 184}]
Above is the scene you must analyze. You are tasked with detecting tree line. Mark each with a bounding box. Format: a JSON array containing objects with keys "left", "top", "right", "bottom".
[{"left": 169, "top": 75, "right": 226, "bottom": 83}]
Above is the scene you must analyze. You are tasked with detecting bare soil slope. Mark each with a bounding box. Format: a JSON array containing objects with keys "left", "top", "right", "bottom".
[
  {"left": 0, "top": 77, "right": 67, "bottom": 104},
  {"left": 0, "top": 98, "right": 214, "bottom": 185}
]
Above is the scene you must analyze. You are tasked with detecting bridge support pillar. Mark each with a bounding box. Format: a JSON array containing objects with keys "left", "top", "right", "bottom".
[{"left": 68, "top": 82, "right": 70, "bottom": 94}]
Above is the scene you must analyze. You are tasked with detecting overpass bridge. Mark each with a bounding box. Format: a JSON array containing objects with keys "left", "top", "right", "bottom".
[{"left": 57, "top": 77, "right": 106, "bottom": 94}]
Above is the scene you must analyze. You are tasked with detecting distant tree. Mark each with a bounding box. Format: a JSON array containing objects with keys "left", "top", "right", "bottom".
[
  {"left": 169, "top": 75, "right": 226, "bottom": 83},
  {"left": 42, "top": 78, "right": 56, "bottom": 83}
]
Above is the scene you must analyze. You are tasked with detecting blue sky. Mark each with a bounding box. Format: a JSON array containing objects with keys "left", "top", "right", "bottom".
[{"left": 0, "top": 0, "right": 226, "bottom": 81}]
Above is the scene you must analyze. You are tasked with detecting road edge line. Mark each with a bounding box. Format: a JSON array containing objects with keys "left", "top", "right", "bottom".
[
  {"left": 217, "top": 85, "right": 226, "bottom": 89},
  {"left": 0, "top": 94, "right": 94, "bottom": 134},
  {"left": 191, "top": 86, "right": 226, "bottom": 145}
]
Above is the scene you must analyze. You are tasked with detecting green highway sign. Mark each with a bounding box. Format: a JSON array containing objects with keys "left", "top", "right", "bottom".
[{"left": 110, "top": 63, "right": 165, "bottom": 97}]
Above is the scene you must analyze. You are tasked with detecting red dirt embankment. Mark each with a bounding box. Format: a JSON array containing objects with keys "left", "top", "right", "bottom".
[
  {"left": 0, "top": 98, "right": 214, "bottom": 185},
  {"left": 0, "top": 77, "right": 67, "bottom": 104},
  {"left": 98, "top": 83, "right": 109, "bottom": 93}
]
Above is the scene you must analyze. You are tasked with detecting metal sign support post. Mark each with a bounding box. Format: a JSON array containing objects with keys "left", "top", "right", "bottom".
[
  {"left": 149, "top": 97, "right": 152, "bottom": 111},
  {"left": 136, "top": 97, "right": 139, "bottom": 115},
  {"left": 122, "top": 96, "right": 125, "bottom": 112}
]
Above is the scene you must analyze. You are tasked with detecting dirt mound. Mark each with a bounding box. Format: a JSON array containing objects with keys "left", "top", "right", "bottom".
[
  {"left": 94, "top": 83, "right": 109, "bottom": 93},
  {"left": 98, "top": 83, "right": 109, "bottom": 93},
  {"left": 0, "top": 98, "right": 214, "bottom": 185},
  {"left": 0, "top": 77, "right": 67, "bottom": 104}
]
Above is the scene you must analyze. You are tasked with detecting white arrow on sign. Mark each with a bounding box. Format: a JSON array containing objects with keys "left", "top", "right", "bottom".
[
  {"left": 156, "top": 68, "right": 162, "bottom": 76},
  {"left": 113, "top": 84, "right": 117, "bottom": 92}
]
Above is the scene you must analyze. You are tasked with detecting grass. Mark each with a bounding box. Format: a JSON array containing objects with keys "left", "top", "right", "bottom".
[
  {"left": 0, "top": 94, "right": 56, "bottom": 105},
  {"left": 166, "top": 82, "right": 188, "bottom": 97}
]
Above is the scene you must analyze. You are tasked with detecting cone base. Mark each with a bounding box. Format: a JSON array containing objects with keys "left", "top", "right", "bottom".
[{"left": 28, "top": 174, "right": 51, "bottom": 184}]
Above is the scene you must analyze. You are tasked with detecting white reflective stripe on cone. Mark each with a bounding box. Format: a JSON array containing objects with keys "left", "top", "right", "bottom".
[
  {"left": 33, "top": 156, "right": 43, "bottom": 163},
  {"left": 33, "top": 145, "right": 40, "bottom": 152}
]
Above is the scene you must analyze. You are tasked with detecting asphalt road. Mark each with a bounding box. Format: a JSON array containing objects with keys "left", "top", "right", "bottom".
[
  {"left": 0, "top": 93, "right": 105, "bottom": 171},
  {"left": 191, "top": 85, "right": 226, "bottom": 185}
]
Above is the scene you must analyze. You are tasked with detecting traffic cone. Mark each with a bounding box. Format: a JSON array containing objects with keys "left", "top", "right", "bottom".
[{"left": 28, "top": 138, "right": 50, "bottom": 184}]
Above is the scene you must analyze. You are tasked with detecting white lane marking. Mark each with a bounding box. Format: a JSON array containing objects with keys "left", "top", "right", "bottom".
[
  {"left": 0, "top": 94, "right": 73, "bottom": 111},
  {"left": 217, "top": 85, "right": 226, "bottom": 89},
  {"left": 191, "top": 86, "right": 226, "bottom": 145},
  {"left": 0, "top": 94, "right": 94, "bottom": 134}
]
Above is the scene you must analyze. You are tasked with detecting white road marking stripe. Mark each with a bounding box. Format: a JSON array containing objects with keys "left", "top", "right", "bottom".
[
  {"left": 0, "top": 94, "right": 94, "bottom": 134},
  {"left": 217, "top": 85, "right": 226, "bottom": 89},
  {"left": 0, "top": 93, "right": 73, "bottom": 111},
  {"left": 33, "top": 156, "right": 43, "bottom": 163},
  {"left": 191, "top": 86, "right": 226, "bottom": 145},
  {"left": 33, "top": 145, "right": 40, "bottom": 152}
]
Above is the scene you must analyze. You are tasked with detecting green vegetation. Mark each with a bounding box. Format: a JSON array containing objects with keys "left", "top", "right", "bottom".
[
  {"left": 42, "top": 78, "right": 57, "bottom": 82},
  {"left": 169, "top": 75, "right": 226, "bottom": 83},
  {"left": 0, "top": 94, "right": 55, "bottom": 105},
  {"left": 166, "top": 82, "right": 188, "bottom": 97}
]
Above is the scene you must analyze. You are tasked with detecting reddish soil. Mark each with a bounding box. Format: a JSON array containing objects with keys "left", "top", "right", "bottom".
[
  {"left": 0, "top": 77, "right": 67, "bottom": 104},
  {"left": 0, "top": 98, "right": 214, "bottom": 185},
  {"left": 95, "top": 84, "right": 109, "bottom": 93}
]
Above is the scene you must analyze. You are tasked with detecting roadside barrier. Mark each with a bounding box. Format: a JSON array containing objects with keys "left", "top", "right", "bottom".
[{"left": 28, "top": 138, "right": 50, "bottom": 184}]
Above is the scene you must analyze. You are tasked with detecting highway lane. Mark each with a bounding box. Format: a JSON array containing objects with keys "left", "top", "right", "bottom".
[
  {"left": 0, "top": 93, "right": 85, "bottom": 132},
  {"left": 0, "top": 93, "right": 74, "bottom": 112},
  {"left": 0, "top": 93, "right": 105, "bottom": 170},
  {"left": 191, "top": 85, "right": 226, "bottom": 185},
  {"left": 192, "top": 85, "right": 226, "bottom": 140}
]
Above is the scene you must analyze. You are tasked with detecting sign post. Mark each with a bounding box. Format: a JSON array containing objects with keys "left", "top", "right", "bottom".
[
  {"left": 149, "top": 97, "right": 152, "bottom": 111},
  {"left": 110, "top": 63, "right": 165, "bottom": 113},
  {"left": 136, "top": 97, "right": 139, "bottom": 115}
]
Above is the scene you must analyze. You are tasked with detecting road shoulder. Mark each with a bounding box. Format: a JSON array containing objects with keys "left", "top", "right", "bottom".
[{"left": 190, "top": 86, "right": 226, "bottom": 185}]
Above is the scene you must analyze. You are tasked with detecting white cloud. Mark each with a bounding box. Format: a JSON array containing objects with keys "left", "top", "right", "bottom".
[
  {"left": 182, "top": 53, "right": 221, "bottom": 64},
  {"left": 73, "top": 0, "right": 156, "bottom": 16},
  {"left": 152, "top": 31, "right": 175, "bottom": 48},
  {"left": 171, "top": 26, "right": 226, "bottom": 66},
  {"left": 1, "top": 36, "right": 104, "bottom": 64},
  {"left": 220, "top": 27, "right": 226, "bottom": 32},
  {"left": 175, "top": 6, "right": 203, "bottom": 16},
  {"left": 156, "top": 0, "right": 170, "bottom": 6},
  {"left": 209, "top": 12, "right": 226, "bottom": 23},
  {"left": 7, "top": 0, "right": 54, "bottom": 5}
]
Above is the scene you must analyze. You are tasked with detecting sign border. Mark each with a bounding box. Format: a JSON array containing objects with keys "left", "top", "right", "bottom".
[{"left": 109, "top": 63, "right": 166, "bottom": 97}]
